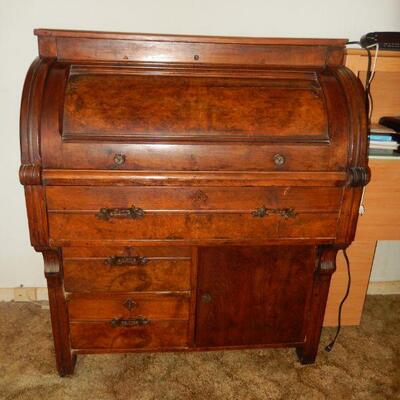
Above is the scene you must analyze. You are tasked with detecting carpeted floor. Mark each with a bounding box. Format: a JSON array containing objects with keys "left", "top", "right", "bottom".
[{"left": 0, "top": 295, "right": 399, "bottom": 400}]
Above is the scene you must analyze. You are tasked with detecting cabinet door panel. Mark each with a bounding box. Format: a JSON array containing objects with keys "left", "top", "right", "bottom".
[{"left": 196, "top": 246, "right": 315, "bottom": 347}]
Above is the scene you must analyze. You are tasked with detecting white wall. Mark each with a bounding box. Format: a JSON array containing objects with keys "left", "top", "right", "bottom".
[
  {"left": 370, "top": 241, "right": 400, "bottom": 282},
  {"left": 0, "top": 0, "right": 399, "bottom": 287}
]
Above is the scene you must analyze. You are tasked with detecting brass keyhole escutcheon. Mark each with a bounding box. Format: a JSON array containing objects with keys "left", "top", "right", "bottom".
[
  {"left": 113, "top": 153, "right": 126, "bottom": 166},
  {"left": 123, "top": 299, "right": 137, "bottom": 311},
  {"left": 201, "top": 293, "right": 212, "bottom": 304},
  {"left": 273, "top": 153, "right": 285, "bottom": 166}
]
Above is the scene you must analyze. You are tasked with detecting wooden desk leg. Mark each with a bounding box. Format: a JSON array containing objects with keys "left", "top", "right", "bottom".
[
  {"left": 43, "top": 250, "right": 76, "bottom": 376},
  {"left": 296, "top": 246, "right": 337, "bottom": 364}
]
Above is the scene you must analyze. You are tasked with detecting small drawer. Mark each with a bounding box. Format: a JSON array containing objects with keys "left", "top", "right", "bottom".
[
  {"left": 70, "top": 320, "right": 189, "bottom": 349},
  {"left": 63, "top": 246, "right": 191, "bottom": 292},
  {"left": 67, "top": 292, "right": 190, "bottom": 320}
]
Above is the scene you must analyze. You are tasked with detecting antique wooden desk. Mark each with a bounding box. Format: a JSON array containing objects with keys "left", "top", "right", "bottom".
[{"left": 20, "top": 29, "right": 369, "bottom": 375}]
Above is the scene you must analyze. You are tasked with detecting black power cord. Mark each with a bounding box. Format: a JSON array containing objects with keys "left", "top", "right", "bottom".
[
  {"left": 325, "top": 39, "right": 375, "bottom": 353},
  {"left": 325, "top": 248, "right": 351, "bottom": 352},
  {"left": 346, "top": 40, "right": 373, "bottom": 120},
  {"left": 364, "top": 46, "right": 374, "bottom": 120}
]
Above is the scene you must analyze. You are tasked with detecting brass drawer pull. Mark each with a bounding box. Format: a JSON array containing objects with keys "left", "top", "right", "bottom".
[
  {"left": 252, "top": 206, "right": 297, "bottom": 219},
  {"left": 96, "top": 205, "right": 144, "bottom": 220},
  {"left": 105, "top": 255, "right": 149, "bottom": 266},
  {"left": 110, "top": 316, "right": 150, "bottom": 328}
]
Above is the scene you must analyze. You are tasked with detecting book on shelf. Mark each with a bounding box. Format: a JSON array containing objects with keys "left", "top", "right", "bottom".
[
  {"left": 369, "top": 141, "right": 398, "bottom": 150},
  {"left": 369, "top": 148, "right": 400, "bottom": 157},
  {"left": 369, "top": 134, "right": 393, "bottom": 141},
  {"left": 368, "top": 123, "right": 399, "bottom": 152}
]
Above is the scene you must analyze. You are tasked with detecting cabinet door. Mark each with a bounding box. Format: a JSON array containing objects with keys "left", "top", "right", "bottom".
[{"left": 196, "top": 246, "right": 315, "bottom": 347}]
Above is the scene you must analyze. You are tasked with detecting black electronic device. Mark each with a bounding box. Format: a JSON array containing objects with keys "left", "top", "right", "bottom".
[
  {"left": 379, "top": 116, "right": 400, "bottom": 133},
  {"left": 360, "top": 32, "right": 400, "bottom": 50}
]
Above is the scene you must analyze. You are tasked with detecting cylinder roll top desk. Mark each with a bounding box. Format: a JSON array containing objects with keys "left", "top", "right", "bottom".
[{"left": 19, "top": 29, "right": 369, "bottom": 376}]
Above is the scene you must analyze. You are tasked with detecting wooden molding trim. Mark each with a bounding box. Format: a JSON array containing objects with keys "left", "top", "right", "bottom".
[
  {"left": 34, "top": 29, "right": 346, "bottom": 66},
  {"left": 331, "top": 66, "right": 368, "bottom": 167},
  {"left": 20, "top": 58, "right": 54, "bottom": 166},
  {"left": 34, "top": 28, "right": 347, "bottom": 46},
  {"left": 41, "top": 169, "right": 348, "bottom": 187}
]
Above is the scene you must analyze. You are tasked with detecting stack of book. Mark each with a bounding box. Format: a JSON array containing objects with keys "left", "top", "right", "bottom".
[{"left": 368, "top": 124, "right": 400, "bottom": 156}]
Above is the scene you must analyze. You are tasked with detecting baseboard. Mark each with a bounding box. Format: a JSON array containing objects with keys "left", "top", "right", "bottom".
[
  {"left": 367, "top": 281, "right": 400, "bottom": 295},
  {"left": 0, "top": 287, "right": 48, "bottom": 301}
]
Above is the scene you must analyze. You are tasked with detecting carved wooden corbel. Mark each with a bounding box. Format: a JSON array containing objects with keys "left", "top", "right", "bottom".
[
  {"left": 19, "top": 164, "right": 42, "bottom": 185},
  {"left": 42, "top": 248, "right": 62, "bottom": 274},
  {"left": 317, "top": 245, "right": 340, "bottom": 274},
  {"left": 346, "top": 166, "right": 371, "bottom": 187}
]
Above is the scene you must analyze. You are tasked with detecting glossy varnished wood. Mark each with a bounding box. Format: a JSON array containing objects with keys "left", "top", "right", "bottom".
[
  {"left": 35, "top": 29, "right": 346, "bottom": 66},
  {"left": 43, "top": 250, "right": 76, "bottom": 376},
  {"left": 70, "top": 320, "right": 189, "bottom": 349},
  {"left": 48, "top": 212, "right": 339, "bottom": 242},
  {"left": 46, "top": 186, "right": 343, "bottom": 211},
  {"left": 67, "top": 292, "right": 190, "bottom": 320},
  {"left": 20, "top": 29, "right": 368, "bottom": 375},
  {"left": 42, "top": 170, "right": 349, "bottom": 187},
  {"left": 63, "top": 258, "right": 191, "bottom": 292},
  {"left": 196, "top": 246, "right": 315, "bottom": 347},
  {"left": 63, "top": 72, "right": 328, "bottom": 142},
  {"left": 39, "top": 63, "right": 350, "bottom": 171}
]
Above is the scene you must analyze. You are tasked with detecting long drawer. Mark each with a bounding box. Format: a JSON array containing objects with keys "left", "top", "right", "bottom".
[
  {"left": 47, "top": 186, "right": 342, "bottom": 211},
  {"left": 70, "top": 320, "right": 189, "bottom": 349},
  {"left": 63, "top": 246, "right": 191, "bottom": 292},
  {"left": 47, "top": 186, "right": 342, "bottom": 242}
]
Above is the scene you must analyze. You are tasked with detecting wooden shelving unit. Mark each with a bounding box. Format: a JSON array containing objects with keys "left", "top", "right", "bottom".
[{"left": 324, "top": 49, "right": 400, "bottom": 326}]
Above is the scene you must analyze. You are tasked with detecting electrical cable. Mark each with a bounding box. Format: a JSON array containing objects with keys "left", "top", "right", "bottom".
[
  {"left": 366, "top": 44, "right": 379, "bottom": 120},
  {"left": 368, "top": 44, "right": 379, "bottom": 85},
  {"left": 365, "top": 46, "right": 372, "bottom": 119},
  {"left": 325, "top": 249, "right": 351, "bottom": 352},
  {"left": 345, "top": 40, "right": 378, "bottom": 122},
  {"left": 326, "top": 38, "right": 379, "bottom": 354}
]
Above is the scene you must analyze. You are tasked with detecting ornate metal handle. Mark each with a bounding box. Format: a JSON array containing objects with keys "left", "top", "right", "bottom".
[
  {"left": 105, "top": 255, "right": 149, "bottom": 266},
  {"left": 96, "top": 205, "right": 144, "bottom": 221},
  {"left": 110, "top": 316, "right": 150, "bottom": 328},
  {"left": 252, "top": 206, "right": 297, "bottom": 219}
]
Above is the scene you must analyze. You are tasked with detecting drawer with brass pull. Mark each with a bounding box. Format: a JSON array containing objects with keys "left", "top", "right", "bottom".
[
  {"left": 67, "top": 292, "right": 190, "bottom": 320},
  {"left": 46, "top": 186, "right": 342, "bottom": 243},
  {"left": 70, "top": 319, "right": 189, "bottom": 350},
  {"left": 63, "top": 246, "right": 191, "bottom": 292}
]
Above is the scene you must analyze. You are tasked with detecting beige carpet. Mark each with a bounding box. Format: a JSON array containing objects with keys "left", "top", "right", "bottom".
[{"left": 0, "top": 295, "right": 399, "bottom": 400}]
